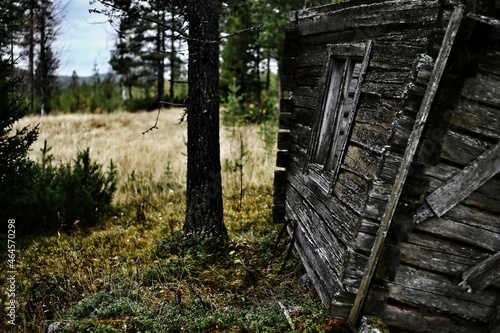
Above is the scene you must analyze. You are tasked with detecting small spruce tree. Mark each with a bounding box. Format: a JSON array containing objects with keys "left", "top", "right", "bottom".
[{"left": 0, "top": 22, "right": 39, "bottom": 223}]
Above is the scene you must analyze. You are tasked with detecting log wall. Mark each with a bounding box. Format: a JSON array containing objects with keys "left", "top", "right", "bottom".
[
  {"left": 373, "top": 17, "right": 500, "bottom": 333},
  {"left": 274, "top": 0, "right": 500, "bottom": 332}
]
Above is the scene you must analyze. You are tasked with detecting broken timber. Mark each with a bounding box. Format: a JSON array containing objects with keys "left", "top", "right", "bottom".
[
  {"left": 415, "top": 140, "right": 500, "bottom": 223},
  {"left": 348, "top": 5, "right": 465, "bottom": 328}
]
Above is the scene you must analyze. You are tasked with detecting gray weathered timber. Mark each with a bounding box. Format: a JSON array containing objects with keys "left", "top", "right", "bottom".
[
  {"left": 389, "top": 265, "right": 498, "bottom": 322},
  {"left": 415, "top": 140, "right": 500, "bottom": 222},
  {"left": 274, "top": 0, "right": 500, "bottom": 331},
  {"left": 383, "top": 304, "right": 490, "bottom": 333},
  {"left": 348, "top": 5, "right": 465, "bottom": 327},
  {"left": 400, "top": 233, "right": 500, "bottom": 289},
  {"left": 460, "top": 251, "right": 500, "bottom": 293},
  {"left": 414, "top": 216, "right": 500, "bottom": 252}
]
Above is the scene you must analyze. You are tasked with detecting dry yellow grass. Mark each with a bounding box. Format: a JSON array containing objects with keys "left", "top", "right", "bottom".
[{"left": 16, "top": 109, "right": 277, "bottom": 203}]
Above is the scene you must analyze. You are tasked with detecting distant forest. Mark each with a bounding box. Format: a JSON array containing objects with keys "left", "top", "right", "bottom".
[{"left": 3, "top": 0, "right": 335, "bottom": 120}]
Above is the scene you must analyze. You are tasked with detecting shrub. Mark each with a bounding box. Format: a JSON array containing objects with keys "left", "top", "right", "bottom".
[{"left": 8, "top": 142, "right": 117, "bottom": 232}]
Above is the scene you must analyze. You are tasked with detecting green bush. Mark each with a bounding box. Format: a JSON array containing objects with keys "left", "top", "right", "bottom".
[{"left": 5, "top": 142, "right": 117, "bottom": 232}]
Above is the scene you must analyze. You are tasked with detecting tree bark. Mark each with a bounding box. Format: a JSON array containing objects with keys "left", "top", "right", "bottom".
[{"left": 183, "top": 0, "right": 227, "bottom": 242}]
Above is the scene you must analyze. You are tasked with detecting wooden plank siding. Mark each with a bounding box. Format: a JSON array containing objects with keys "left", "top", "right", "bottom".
[
  {"left": 274, "top": 0, "right": 500, "bottom": 331},
  {"left": 277, "top": 0, "right": 446, "bottom": 322},
  {"left": 379, "top": 17, "right": 500, "bottom": 333}
]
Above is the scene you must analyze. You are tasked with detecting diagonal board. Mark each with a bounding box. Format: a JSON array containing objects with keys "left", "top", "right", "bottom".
[
  {"left": 415, "top": 140, "right": 500, "bottom": 223},
  {"left": 348, "top": 5, "right": 465, "bottom": 329},
  {"left": 460, "top": 250, "right": 500, "bottom": 293}
]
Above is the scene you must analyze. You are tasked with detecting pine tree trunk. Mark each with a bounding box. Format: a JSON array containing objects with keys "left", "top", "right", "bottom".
[
  {"left": 169, "top": 11, "right": 176, "bottom": 102},
  {"left": 183, "top": 0, "right": 227, "bottom": 242},
  {"left": 156, "top": 3, "right": 165, "bottom": 103}
]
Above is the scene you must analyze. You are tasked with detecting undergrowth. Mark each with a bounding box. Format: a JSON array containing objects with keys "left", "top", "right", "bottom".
[{"left": 1, "top": 184, "right": 349, "bottom": 332}]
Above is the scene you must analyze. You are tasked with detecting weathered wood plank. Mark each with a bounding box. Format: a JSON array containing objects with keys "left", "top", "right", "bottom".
[
  {"left": 461, "top": 71, "right": 500, "bottom": 108},
  {"left": 287, "top": 185, "right": 347, "bottom": 277},
  {"left": 490, "top": 302, "right": 500, "bottom": 333},
  {"left": 281, "top": 57, "right": 297, "bottom": 76},
  {"left": 423, "top": 173, "right": 500, "bottom": 215},
  {"left": 288, "top": 161, "right": 359, "bottom": 247},
  {"left": 355, "top": 95, "right": 399, "bottom": 127},
  {"left": 277, "top": 131, "right": 292, "bottom": 150},
  {"left": 292, "top": 106, "right": 316, "bottom": 127},
  {"left": 379, "top": 151, "right": 403, "bottom": 182},
  {"left": 349, "top": 6, "right": 465, "bottom": 327},
  {"left": 400, "top": 232, "right": 493, "bottom": 277},
  {"left": 361, "top": 81, "right": 409, "bottom": 98},
  {"left": 422, "top": 163, "right": 500, "bottom": 209},
  {"left": 383, "top": 304, "right": 490, "bottom": 333},
  {"left": 296, "top": 45, "right": 328, "bottom": 67},
  {"left": 460, "top": 251, "right": 500, "bottom": 293},
  {"left": 281, "top": 75, "right": 295, "bottom": 92},
  {"left": 286, "top": 202, "right": 340, "bottom": 305},
  {"left": 452, "top": 99, "right": 500, "bottom": 141},
  {"left": 290, "top": 122, "right": 311, "bottom": 149},
  {"left": 334, "top": 171, "right": 370, "bottom": 215},
  {"left": 369, "top": 44, "right": 427, "bottom": 70},
  {"left": 350, "top": 122, "right": 392, "bottom": 154},
  {"left": 279, "top": 112, "right": 293, "bottom": 130},
  {"left": 295, "top": 67, "right": 322, "bottom": 88},
  {"left": 416, "top": 140, "right": 500, "bottom": 222},
  {"left": 441, "top": 129, "right": 492, "bottom": 166},
  {"left": 342, "top": 144, "right": 381, "bottom": 180},
  {"left": 375, "top": 244, "right": 401, "bottom": 281},
  {"left": 292, "top": 94, "right": 317, "bottom": 110},
  {"left": 289, "top": 144, "right": 308, "bottom": 170},
  {"left": 295, "top": 0, "right": 440, "bottom": 37},
  {"left": 390, "top": 113, "right": 416, "bottom": 148},
  {"left": 415, "top": 216, "right": 500, "bottom": 252},
  {"left": 276, "top": 150, "right": 290, "bottom": 169},
  {"left": 477, "top": 44, "right": 500, "bottom": 77},
  {"left": 445, "top": 203, "right": 500, "bottom": 233},
  {"left": 388, "top": 265, "right": 498, "bottom": 322},
  {"left": 280, "top": 98, "right": 294, "bottom": 113}
]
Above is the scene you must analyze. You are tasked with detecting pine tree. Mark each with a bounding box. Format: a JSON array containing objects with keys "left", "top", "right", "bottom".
[{"left": 0, "top": 9, "right": 39, "bottom": 218}]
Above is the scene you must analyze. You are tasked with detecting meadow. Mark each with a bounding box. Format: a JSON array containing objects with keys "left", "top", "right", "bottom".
[{"left": 2, "top": 110, "right": 349, "bottom": 332}]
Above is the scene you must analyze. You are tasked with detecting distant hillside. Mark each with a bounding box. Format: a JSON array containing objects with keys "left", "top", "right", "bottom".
[{"left": 56, "top": 73, "right": 118, "bottom": 87}]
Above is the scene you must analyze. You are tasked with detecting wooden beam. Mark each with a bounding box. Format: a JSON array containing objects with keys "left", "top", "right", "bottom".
[
  {"left": 459, "top": 251, "right": 500, "bottom": 293},
  {"left": 415, "top": 140, "right": 500, "bottom": 223},
  {"left": 348, "top": 5, "right": 465, "bottom": 329},
  {"left": 466, "top": 12, "right": 500, "bottom": 28}
]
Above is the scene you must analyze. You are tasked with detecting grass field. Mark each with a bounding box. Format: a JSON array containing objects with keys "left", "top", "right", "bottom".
[
  {"left": 3, "top": 110, "right": 351, "bottom": 332},
  {"left": 16, "top": 109, "right": 276, "bottom": 203}
]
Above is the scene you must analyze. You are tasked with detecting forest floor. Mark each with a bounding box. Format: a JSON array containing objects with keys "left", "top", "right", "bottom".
[{"left": 2, "top": 110, "right": 351, "bottom": 332}]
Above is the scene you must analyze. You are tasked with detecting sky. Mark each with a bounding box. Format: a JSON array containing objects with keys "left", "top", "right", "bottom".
[{"left": 56, "top": 1, "right": 114, "bottom": 77}]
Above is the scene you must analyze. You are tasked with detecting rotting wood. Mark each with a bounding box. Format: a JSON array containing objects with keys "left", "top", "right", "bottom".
[
  {"left": 415, "top": 140, "right": 500, "bottom": 223},
  {"left": 440, "top": 130, "right": 492, "bottom": 166},
  {"left": 388, "top": 265, "right": 498, "bottom": 323},
  {"left": 287, "top": 204, "right": 337, "bottom": 305},
  {"left": 383, "top": 303, "right": 490, "bottom": 333},
  {"left": 453, "top": 100, "right": 500, "bottom": 141},
  {"left": 285, "top": 201, "right": 343, "bottom": 299},
  {"left": 467, "top": 12, "right": 500, "bottom": 28},
  {"left": 276, "top": 150, "right": 290, "bottom": 169},
  {"left": 461, "top": 72, "right": 500, "bottom": 109},
  {"left": 294, "top": 0, "right": 440, "bottom": 37},
  {"left": 400, "top": 232, "right": 494, "bottom": 277},
  {"left": 348, "top": 6, "right": 465, "bottom": 328},
  {"left": 460, "top": 251, "right": 500, "bottom": 293},
  {"left": 277, "top": 131, "right": 292, "bottom": 150},
  {"left": 414, "top": 216, "right": 500, "bottom": 252},
  {"left": 288, "top": 162, "right": 358, "bottom": 247}
]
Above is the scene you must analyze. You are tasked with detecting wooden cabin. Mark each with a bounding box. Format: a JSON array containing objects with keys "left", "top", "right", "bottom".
[{"left": 273, "top": 0, "right": 500, "bottom": 331}]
